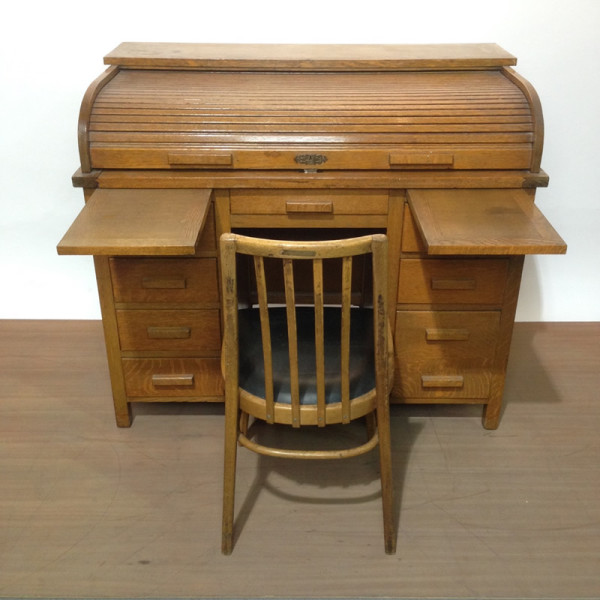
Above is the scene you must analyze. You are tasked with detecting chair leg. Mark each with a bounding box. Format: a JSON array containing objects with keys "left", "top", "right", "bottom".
[
  {"left": 222, "top": 393, "right": 240, "bottom": 555},
  {"left": 376, "top": 398, "right": 396, "bottom": 554},
  {"left": 365, "top": 412, "right": 377, "bottom": 441},
  {"left": 239, "top": 410, "right": 250, "bottom": 438}
]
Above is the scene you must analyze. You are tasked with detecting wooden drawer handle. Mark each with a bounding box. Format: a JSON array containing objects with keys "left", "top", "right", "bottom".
[
  {"left": 285, "top": 201, "right": 333, "bottom": 214},
  {"left": 167, "top": 152, "right": 233, "bottom": 167},
  {"left": 426, "top": 328, "right": 470, "bottom": 341},
  {"left": 389, "top": 153, "right": 454, "bottom": 167},
  {"left": 147, "top": 326, "right": 191, "bottom": 339},
  {"left": 421, "top": 375, "right": 464, "bottom": 388},
  {"left": 152, "top": 374, "right": 195, "bottom": 387},
  {"left": 142, "top": 276, "right": 187, "bottom": 290},
  {"left": 431, "top": 278, "right": 476, "bottom": 291}
]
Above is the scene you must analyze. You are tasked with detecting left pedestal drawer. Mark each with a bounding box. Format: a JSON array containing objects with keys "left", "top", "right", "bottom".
[
  {"left": 122, "top": 358, "right": 223, "bottom": 398},
  {"left": 116, "top": 309, "right": 221, "bottom": 352},
  {"left": 110, "top": 257, "right": 219, "bottom": 304}
]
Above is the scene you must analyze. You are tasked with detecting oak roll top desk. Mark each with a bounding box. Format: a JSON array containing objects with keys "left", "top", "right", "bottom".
[{"left": 58, "top": 43, "right": 566, "bottom": 429}]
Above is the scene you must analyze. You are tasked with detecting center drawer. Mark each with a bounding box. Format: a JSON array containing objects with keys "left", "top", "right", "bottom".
[
  {"left": 229, "top": 189, "right": 389, "bottom": 227},
  {"left": 116, "top": 309, "right": 221, "bottom": 352},
  {"left": 230, "top": 189, "right": 388, "bottom": 215}
]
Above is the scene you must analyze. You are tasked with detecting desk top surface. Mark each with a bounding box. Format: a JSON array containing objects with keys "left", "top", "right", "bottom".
[{"left": 104, "top": 42, "right": 517, "bottom": 71}]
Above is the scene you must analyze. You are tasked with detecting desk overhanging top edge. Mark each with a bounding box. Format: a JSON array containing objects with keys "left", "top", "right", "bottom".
[{"left": 103, "top": 42, "right": 517, "bottom": 70}]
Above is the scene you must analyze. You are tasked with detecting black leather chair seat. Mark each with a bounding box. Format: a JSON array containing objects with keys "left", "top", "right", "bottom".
[{"left": 238, "top": 306, "right": 375, "bottom": 405}]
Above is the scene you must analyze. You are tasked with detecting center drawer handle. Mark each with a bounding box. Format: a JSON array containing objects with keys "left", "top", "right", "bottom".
[
  {"left": 147, "top": 326, "right": 191, "bottom": 339},
  {"left": 152, "top": 374, "right": 195, "bottom": 387},
  {"left": 142, "top": 276, "right": 187, "bottom": 290},
  {"left": 426, "top": 328, "right": 470, "bottom": 341},
  {"left": 285, "top": 201, "right": 334, "bottom": 214},
  {"left": 431, "top": 278, "right": 476, "bottom": 291},
  {"left": 421, "top": 375, "right": 464, "bottom": 388}
]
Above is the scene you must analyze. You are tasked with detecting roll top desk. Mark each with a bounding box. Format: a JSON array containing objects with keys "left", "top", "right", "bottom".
[{"left": 58, "top": 43, "right": 566, "bottom": 429}]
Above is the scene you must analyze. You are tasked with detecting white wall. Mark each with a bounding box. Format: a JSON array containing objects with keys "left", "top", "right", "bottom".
[{"left": 1, "top": 0, "right": 598, "bottom": 321}]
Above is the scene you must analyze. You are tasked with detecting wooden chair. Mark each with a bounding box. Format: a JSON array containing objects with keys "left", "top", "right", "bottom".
[{"left": 219, "top": 233, "right": 396, "bottom": 554}]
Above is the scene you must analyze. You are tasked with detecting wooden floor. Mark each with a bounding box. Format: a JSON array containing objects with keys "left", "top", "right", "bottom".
[{"left": 0, "top": 320, "right": 599, "bottom": 599}]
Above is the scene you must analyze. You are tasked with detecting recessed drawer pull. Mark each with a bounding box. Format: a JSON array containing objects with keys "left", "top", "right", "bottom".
[
  {"left": 421, "top": 375, "right": 464, "bottom": 388},
  {"left": 285, "top": 201, "right": 334, "bottom": 214},
  {"left": 142, "top": 276, "right": 187, "bottom": 290},
  {"left": 431, "top": 278, "right": 476, "bottom": 291},
  {"left": 167, "top": 152, "right": 233, "bottom": 167},
  {"left": 147, "top": 326, "right": 191, "bottom": 339},
  {"left": 389, "top": 153, "right": 454, "bottom": 167},
  {"left": 425, "top": 328, "right": 470, "bottom": 341},
  {"left": 152, "top": 374, "right": 195, "bottom": 387}
]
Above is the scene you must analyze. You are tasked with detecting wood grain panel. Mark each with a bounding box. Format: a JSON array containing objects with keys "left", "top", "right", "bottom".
[
  {"left": 407, "top": 188, "right": 567, "bottom": 255},
  {"left": 87, "top": 69, "right": 534, "bottom": 171},
  {"left": 57, "top": 189, "right": 212, "bottom": 256},
  {"left": 401, "top": 203, "right": 427, "bottom": 253},
  {"left": 393, "top": 310, "right": 500, "bottom": 399},
  {"left": 122, "top": 357, "right": 223, "bottom": 397},
  {"left": 110, "top": 257, "right": 218, "bottom": 304},
  {"left": 230, "top": 189, "right": 388, "bottom": 215},
  {"left": 103, "top": 42, "right": 517, "bottom": 70},
  {"left": 397, "top": 258, "right": 508, "bottom": 305},
  {"left": 116, "top": 309, "right": 221, "bottom": 352}
]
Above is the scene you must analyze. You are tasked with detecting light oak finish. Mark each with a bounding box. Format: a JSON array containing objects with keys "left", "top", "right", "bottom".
[
  {"left": 86, "top": 69, "right": 536, "bottom": 172},
  {"left": 61, "top": 189, "right": 221, "bottom": 427},
  {"left": 110, "top": 257, "right": 219, "bottom": 306},
  {"left": 397, "top": 258, "right": 509, "bottom": 305},
  {"left": 116, "top": 308, "right": 221, "bottom": 352},
  {"left": 94, "top": 167, "right": 550, "bottom": 190},
  {"left": 104, "top": 42, "right": 517, "bottom": 70},
  {"left": 57, "top": 189, "right": 212, "bottom": 256},
  {"left": 230, "top": 189, "right": 388, "bottom": 215},
  {"left": 407, "top": 189, "right": 566, "bottom": 255},
  {"left": 122, "top": 357, "right": 223, "bottom": 398},
  {"left": 1, "top": 320, "right": 599, "bottom": 599},
  {"left": 219, "top": 234, "right": 395, "bottom": 554},
  {"left": 59, "top": 44, "right": 567, "bottom": 430},
  {"left": 394, "top": 311, "right": 500, "bottom": 399}
]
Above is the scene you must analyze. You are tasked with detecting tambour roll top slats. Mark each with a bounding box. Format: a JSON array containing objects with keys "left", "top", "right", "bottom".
[{"left": 83, "top": 68, "right": 537, "bottom": 171}]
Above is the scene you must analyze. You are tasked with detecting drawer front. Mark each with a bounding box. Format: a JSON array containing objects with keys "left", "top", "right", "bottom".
[
  {"left": 230, "top": 189, "right": 389, "bottom": 215},
  {"left": 122, "top": 358, "right": 223, "bottom": 398},
  {"left": 393, "top": 310, "right": 500, "bottom": 399},
  {"left": 116, "top": 309, "right": 221, "bottom": 352},
  {"left": 111, "top": 257, "right": 219, "bottom": 304},
  {"left": 397, "top": 258, "right": 508, "bottom": 305}
]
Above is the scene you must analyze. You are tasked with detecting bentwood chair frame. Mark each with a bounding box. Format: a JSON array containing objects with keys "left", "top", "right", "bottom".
[{"left": 219, "top": 232, "right": 395, "bottom": 554}]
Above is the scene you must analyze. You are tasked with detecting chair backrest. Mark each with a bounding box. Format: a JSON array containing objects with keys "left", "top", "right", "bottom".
[{"left": 220, "top": 233, "right": 389, "bottom": 428}]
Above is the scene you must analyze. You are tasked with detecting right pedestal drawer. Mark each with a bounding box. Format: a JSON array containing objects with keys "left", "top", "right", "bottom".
[
  {"left": 397, "top": 258, "right": 508, "bottom": 305},
  {"left": 393, "top": 310, "right": 501, "bottom": 399}
]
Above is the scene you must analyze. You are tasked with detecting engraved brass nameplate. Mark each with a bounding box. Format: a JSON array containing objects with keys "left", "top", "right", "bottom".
[{"left": 294, "top": 154, "right": 328, "bottom": 166}]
